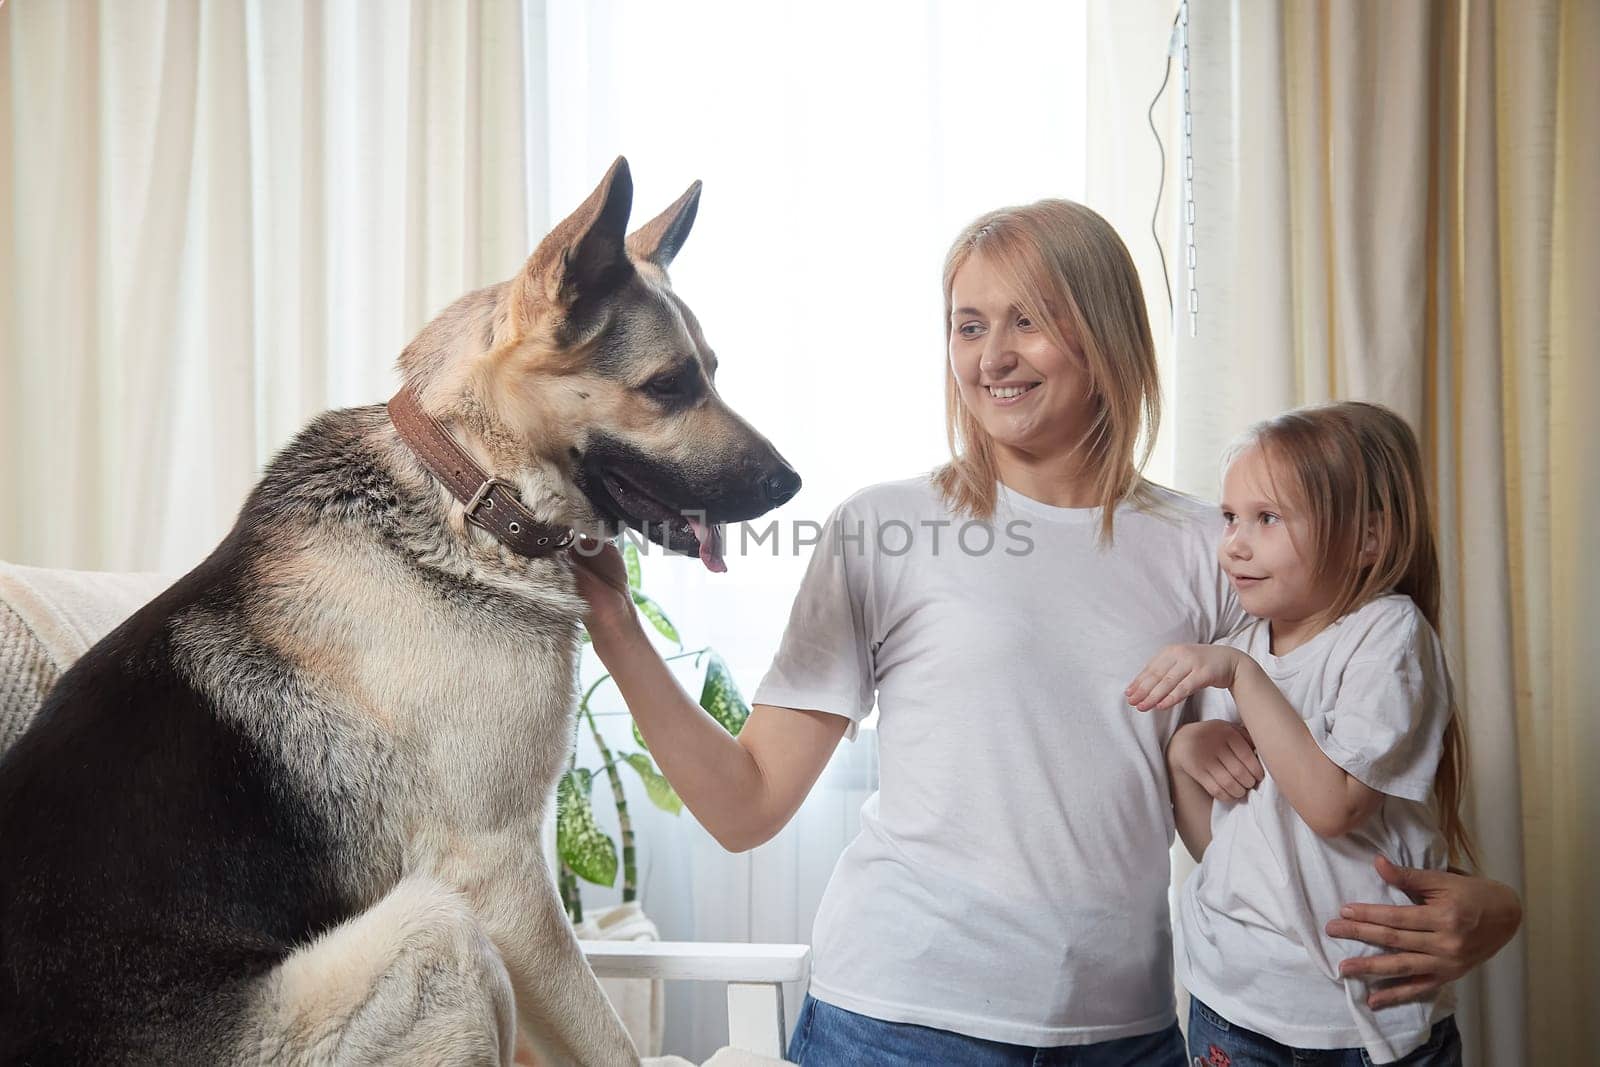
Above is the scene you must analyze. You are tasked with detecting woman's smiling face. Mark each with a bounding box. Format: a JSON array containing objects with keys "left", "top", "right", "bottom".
[{"left": 947, "top": 252, "right": 1097, "bottom": 462}]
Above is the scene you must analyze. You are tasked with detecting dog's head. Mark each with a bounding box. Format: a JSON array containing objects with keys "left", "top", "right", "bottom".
[{"left": 401, "top": 157, "right": 800, "bottom": 571}]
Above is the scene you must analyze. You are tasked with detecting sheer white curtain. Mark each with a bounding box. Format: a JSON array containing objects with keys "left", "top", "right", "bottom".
[
  {"left": 543, "top": 0, "right": 1092, "bottom": 693},
  {"left": 0, "top": 0, "right": 535, "bottom": 573},
  {"left": 542, "top": 3, "right": 1125, "bottom": 1058}
]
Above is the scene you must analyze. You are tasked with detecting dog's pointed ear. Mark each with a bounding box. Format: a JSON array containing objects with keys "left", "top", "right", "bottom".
[
  {"left": 516, "top": 156, "right": 635, "bottom": 329},
  {"left": 625, "top": 180, "right": 702, "bottom": 271}
]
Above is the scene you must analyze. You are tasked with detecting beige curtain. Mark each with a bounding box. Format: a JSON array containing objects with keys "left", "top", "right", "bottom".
[
  {"left": 0, "top": 0, "right": 536, "bottom": 573},
  {"left": 1167, "top": 1, "right": 1598, "bottom": 1063}
]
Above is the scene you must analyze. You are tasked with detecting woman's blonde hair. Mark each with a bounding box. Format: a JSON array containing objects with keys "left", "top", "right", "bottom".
[
  {"left": 932, "top": 200, "right": 1161, "bottom": 543},
  {"left": 1230, "top": 401, "right": 1476, "bottom": 868}
]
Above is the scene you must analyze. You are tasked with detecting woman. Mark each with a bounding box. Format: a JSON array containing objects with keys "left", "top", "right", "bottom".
[{"left": 570, "top": 201, "right": 1520, "bottom": 1066}]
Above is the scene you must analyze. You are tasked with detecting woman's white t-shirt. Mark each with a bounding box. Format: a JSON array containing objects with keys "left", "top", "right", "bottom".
[
  {"left": 1177, "top": 594, "right": 1455, "bottom": 1063},
  {"left": 751, "top": 475, "right": 1243, "bottom": 1046}
]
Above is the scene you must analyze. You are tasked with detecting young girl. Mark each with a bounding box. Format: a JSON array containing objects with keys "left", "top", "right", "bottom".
[
  {"left": 572, "top": 202, "right": 1515, "bottom": 1066},
  {"left": 1126, "top": 402, "right": 1469, "bottom": 1065}
]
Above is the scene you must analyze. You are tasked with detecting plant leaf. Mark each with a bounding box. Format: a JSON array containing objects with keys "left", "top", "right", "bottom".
[
  {"left": 556, "top": 768, "right": 617, "bottom": 887},
  {"left": 632, "top": 720, "right": 649, "bottom": 752},
  {"left": 620, "top": 752, "right": 683, "bottom": 815},
  {"left": 699, "top": 651, "right": 750, "bottom": 735},
  {"left": 623, "top": 540, "right": 642, "bottom": 591},
  {"left": 631, "top": 590, "right": 680, "bottom": 646}
]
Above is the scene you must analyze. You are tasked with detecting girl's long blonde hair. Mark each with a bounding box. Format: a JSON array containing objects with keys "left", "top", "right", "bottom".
[
  {"left": 1233, "top": 401, "right": 1476, "bottom": 868},
  {"left": 932, "top": 200, "right": 1161, "bottom": 543}
]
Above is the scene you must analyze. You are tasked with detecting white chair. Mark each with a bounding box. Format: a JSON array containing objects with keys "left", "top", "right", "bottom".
[
  {"left": 584, "top": 941, "right": 809, "bottom": 1061},
  {"left": 0, "top": 561, "right": 808, "bottom": 1064}
]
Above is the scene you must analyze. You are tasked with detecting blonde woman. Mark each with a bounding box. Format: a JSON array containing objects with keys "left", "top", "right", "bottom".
[{"left": 571, "top": 203, "right": 1520, "bottom": 1066}]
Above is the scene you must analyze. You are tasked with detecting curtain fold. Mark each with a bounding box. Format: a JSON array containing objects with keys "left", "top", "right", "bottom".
[
  {"left": 1546, "top": 0, "right": 1600, "bottom": 1046},
  {"left": 1173, "top": 1, "right": 1597, "bottom": 1062},
  {"left": 0, "top": 0, "right": 535, "bottom": 573}
]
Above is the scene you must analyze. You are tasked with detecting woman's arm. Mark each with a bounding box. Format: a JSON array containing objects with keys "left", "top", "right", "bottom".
[
  {"left": 571, "top": 538, "right": 848, "bottom": 852},
  {"left": 1129, "top": 645, "right": 1381, "bottom": 837},
  {"left": 1324, "top": 855, "right": 1523, "bottom": 1009}
]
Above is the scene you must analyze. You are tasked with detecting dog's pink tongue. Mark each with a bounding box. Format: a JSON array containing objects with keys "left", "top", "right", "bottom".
[{"left": 688, "top": 517, "right": 726, "bottom": 573}]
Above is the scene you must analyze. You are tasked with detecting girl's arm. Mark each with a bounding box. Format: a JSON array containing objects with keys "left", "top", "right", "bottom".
[
  {"left": 1129, "top": 646, "right": 1383, "bottom": 838},
  {"left": 1164, "top": 720, "right": 1264, "bottom": 861},
  {"left": 571, "top": 539, "right": 848, "bottom": 852},
  {"left": 1168, "top": 748, "right": 1216, "bottom": 861},
  {"left": 1229, "top": 658, "right": 1384, "bottom": 837}
]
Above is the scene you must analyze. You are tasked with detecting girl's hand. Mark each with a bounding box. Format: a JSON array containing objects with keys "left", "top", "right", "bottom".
[
  {"left": 1325, "top": 855, "right": 1523, "bottom": 1009},
  {"left": 1168, "top": 721, "right": 1264, "bottom": 801},
  {"left": 1126, "top": 643, "right": 1249, "bottom": 711},
  {"left": 566, "top": 536, "right": 639, "bottom": 639}
]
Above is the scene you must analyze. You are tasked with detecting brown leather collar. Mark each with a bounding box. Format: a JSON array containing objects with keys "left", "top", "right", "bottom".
[{"left": 387, "top": 385, "right": 576, "bottom": 558}]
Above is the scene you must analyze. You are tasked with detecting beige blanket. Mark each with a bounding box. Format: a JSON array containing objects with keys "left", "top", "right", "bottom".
[{"left": 0, "top": 560, "right": 170, "bottom": 751}]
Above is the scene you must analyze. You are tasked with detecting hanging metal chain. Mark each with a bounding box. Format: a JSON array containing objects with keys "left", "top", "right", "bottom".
[{"left": 1180, "top": 0, "right": 1197, "bottom": 337}]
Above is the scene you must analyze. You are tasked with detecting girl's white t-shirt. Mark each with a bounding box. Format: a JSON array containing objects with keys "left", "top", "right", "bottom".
[
  {"left": 751, "top": 475, "right": 1243, "bottom": 1046},
  {"left": 1177, "top": 594, "right": 1455, "bottom": 1063}
]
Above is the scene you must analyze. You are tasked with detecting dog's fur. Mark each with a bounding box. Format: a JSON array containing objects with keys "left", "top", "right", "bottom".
[{"left": 0, "top": 158, "right": 799, "bottom": 1066}]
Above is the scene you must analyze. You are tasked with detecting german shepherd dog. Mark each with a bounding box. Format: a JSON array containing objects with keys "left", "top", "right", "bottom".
[{"left": 0, "top": 158, "right": 799, "bottom": 1065}]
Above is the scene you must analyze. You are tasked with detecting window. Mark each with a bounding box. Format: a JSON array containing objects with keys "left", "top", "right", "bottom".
[{"left": 541, "top": 1, "right": 1093, "bottom": 699}]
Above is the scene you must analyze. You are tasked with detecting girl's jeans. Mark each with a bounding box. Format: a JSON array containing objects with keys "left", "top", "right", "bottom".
[{"left": 1186, "top": 996, "right": 1463, "bottom": 1067}]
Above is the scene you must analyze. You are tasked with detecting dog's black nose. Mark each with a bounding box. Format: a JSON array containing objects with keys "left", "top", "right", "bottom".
[{"left": 762, "top": 465, "right": 802, "bottom": 507}]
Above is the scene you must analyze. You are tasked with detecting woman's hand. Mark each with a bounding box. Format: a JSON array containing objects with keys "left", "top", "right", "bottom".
[
  {"left": 1127, "top": 643, "right": 1248, "bottom": 711},
  {"left": 1168, "top": 721, "right": 1264, "bottom": 801},
  {"left": 566, "top": 536, "right": 639, "bottom": 640},
  {"left": 1325, "top": 855, "right": 1523, "bottom": 1009}
]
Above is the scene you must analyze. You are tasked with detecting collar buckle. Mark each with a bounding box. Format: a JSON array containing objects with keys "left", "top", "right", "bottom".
[{"left": 463, "top": 477, "right": 520, "bottom": 525}]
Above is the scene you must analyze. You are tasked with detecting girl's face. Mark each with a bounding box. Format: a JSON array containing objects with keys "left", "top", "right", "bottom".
[
  {"left": 1219, "top": 445, "right": 1335, "bottom": 631},
  {"left": 947, "top": 253, "right": 1097, "bottom": 463}
]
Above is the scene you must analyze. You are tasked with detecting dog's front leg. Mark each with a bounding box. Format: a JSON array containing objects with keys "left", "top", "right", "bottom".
[{"left": 443, "top": 846, "right": 640, "bottom": 1067}]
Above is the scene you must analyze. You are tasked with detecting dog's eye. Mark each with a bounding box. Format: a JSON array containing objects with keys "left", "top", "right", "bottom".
[{"left": 645, "top": 372, "right": 684, "bottom": 397}]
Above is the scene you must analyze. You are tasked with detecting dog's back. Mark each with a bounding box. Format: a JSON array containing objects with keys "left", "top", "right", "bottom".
[
  {"left": 0, "top": 531, "right": 361, "bottom": 1063},
  {"left": 0, "top": 409, "right": 418, "bottom": 1064}
]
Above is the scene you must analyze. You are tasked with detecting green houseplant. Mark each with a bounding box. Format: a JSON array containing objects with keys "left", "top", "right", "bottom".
[{"left": 555, "top": 539, "right": 751, "bottom": 923}]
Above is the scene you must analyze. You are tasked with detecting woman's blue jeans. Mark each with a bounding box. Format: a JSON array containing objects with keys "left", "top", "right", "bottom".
[{"left": 786, "top": 993, "right": 1187, "bottom": 1066}]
